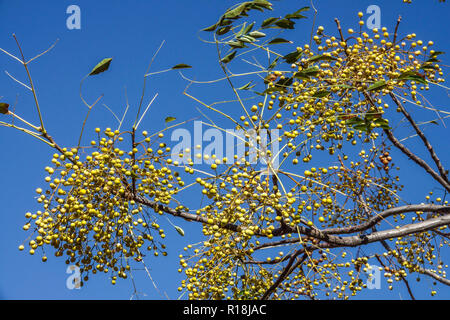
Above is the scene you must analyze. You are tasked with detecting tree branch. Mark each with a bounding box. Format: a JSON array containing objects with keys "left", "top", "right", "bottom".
[
  {"left": 321, "top": 204, "right": 450, "bottom": 235},
  {"left": 261, "top": 251, "right": 307, "bottom": 300},
  {"left": 384, "top": 128, "right": 450, "bottom": 192},
  {"left": 389, "top": 92, "right": 449, "bottom": 184}
]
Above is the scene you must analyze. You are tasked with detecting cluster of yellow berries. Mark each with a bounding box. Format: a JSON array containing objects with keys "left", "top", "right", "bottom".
[
  {"left": 175, "top": 147, "right": 404, "bottom": 298},
  {"left": 174, "top": 14, "right": 446, "bottom": 299},
  {"left": 20, "top": 128, "right": 184, "bottom": 285},
  {"left": 242, "top": 20, "right": 443, "bottom": 171}
]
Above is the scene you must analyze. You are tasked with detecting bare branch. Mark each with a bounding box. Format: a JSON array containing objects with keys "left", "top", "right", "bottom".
[
  {"left": 26, "top": 38, "right": 59, "bottom": 64},
  {"left": 384, "top": 129, "right": 450, "bottom": 192},
  {"left": 389, "top": 92, "right": 449, "bottom": 184}
]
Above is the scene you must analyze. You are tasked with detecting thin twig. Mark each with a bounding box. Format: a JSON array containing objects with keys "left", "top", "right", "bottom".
[
  {"left": 13, "top": 34, "right": 46, "bottom": 132},
  {"left": 4, "top": 70, "right": 32, "bottom": 91},
  {"left": 389, "top": 92, "right": 449, "bottom": 184}
]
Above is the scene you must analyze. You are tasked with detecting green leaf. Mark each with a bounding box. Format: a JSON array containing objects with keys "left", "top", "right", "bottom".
[
  {"left": 353, "top": 124, "right": 370, "bottom": 133},
  {"left": 224, "top": 3, "right": 248, "bottom": 19},
  {"left": 335, "top": 84, "right": 354, "bottom": 89},
  {"left": 0, "top": 102, "right": 9, "bottom": 114},
  {"left": 285, "top": 13, "right": 307, "bottom": 19},
  {"left": 251, "top": 0, "right": 273, "bottom": 10},
  {"left": 276, "top": 77, "right": 293, "bottom": 88},
  {"left": 426, "top": 57, "right": 440, "bottom": 63},
  {"left": 261, "top": 17, "right": 279, "bottom": 28},
  {"left": 312, "top": 90, "right": 330, "bottom": 98},
  {"left": 236, "top": 22, "right": 248, "bottom": 37},
  {"left": 227, "top": 40, "right": 247, "bottom": 49},
  {"left": 285, "top": 7, "right": 309, "bottom": 19},
  {"left": 89, "top": 58, "right": 113, "bottom": 76},
  {"left": 374, "top": 118, "right": 390, "bottom": 129},
  {"left": 203, "top": 22, "right": 219, "bottom": 32},
  {"left": 248, "top": 31, "right": 266, "bottom": 38},
  {"left": 242, "top": 21, "right": 255, "bottom": 35},
  {"left": 307, "top": 54, "right": 337, "bottom": 63},
  {"left": 268, "top": 38, "right": 292, "bottom": 45},
  {"left": 216, "top": 25, "right": 232, "bottom": 35},
  {"left": 430, "top": 51, "right": 445, "bottom": 58},
  {"left": 345, "top": 117, "right": 363, "bottom": 126},
  {"left": 283, "top": 50, "right": 303, "bottom": 63},
  {"left": 420, "top": 64, "right": 439, "bottom": 71},
  {"left": 274, "top": 19, "right": 295, "bottom": 29},
  {"left": 171, "top": 64, "right": 192, "bottom": 70},
  {"left": 237, "top": 81, "right": 255, "bottom": 90},
  {"left": 367, "top": 80, "right": 386, "bottom": 91},
  {"left": 237, "top": 35, "right": 256, "bottom": 43},
  {"left": 202, "top": 18, "right": 232, "bottom": 32},
  {"left": 293, "top": 67, "right": 319, "bottom": 80},
  {"left": 165, "top": 116, "right": 176, "bottom": 123},
  {"left": 224, "top": 1, "right": 269, "bottom": 20},
  {"left": 397, "top": 71, "right": 428, "bottom": 84},
  {"left": 364, "top": 112, "right": 382, "bottom": 122},
  {"left": 268, "top": 56, "right": 279, "bottom": 70},
  {"left": 174, "top": 225, "right": 185, "bottom": 237},
  {"left": 221, "top": 50, "right": 237, "bottom": 64}
]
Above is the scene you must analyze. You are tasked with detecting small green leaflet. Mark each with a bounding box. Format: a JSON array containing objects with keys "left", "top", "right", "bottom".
[
  {"left": 0, "top": 103, "right": 9, "bottom": 114},
  {"left": 237, "top": 35, "right": 256, "bottom": 43},
  {"left": 274, "top": 19, "right": 295, "bottom": 29},
  {"left": 420, "top": 63, "right": 439, "bottom": 71},
  {"left": 172, "top": 64, "right": 192, "bottom": 70},
  {"left": 283, "top": 50, "right": 303, "bottom": 63},
  {"left": 345, "top": 116, "right": 364, "bottom": 126},
  {"left": 237, "top": 81, "right": 256, "bottom": 90},
  {"left": 367, "top": 80, "right": 386, "bottom": 91},
  {"left": 227, "top": 40, "right": 246, "bottom": 49},
  {"left": 374, "top": 118, "right": 390, "bottom": 129},
  {"left": 216, "top": 25, "right": 232, "bottom": 35},
  {"left": 204, "top": 1, "right": 272, "bottom": 33},
  {"left": 294, "top": 67, "right": 319, "bottom": 80},
  {"left": 312, "top": 90, "right": 330, "bottom": 98},
  {"left": 353, "top": 124, "right": 370, "bottom": 132},
  {"left": 248, "top": 31, "right": 266, "bottom": 38},
  {"left": 174, "top": 225, "right": 185, "bottom": 237},
  {"left": 224, "top": 0, "right": 272, "bottom": 19},
  {"left": 364, "top": 112, "right": 382, "bottom": 122},
  {"left": 261, "top": 17, "right": 279, "bottom": 28},
  {"left": 203, "top": 22, "right": 220, "bottom": 32},
  {"left": 268, "top": 38, "right": 292, "bottom": 45},
  {"left": 221, "top": 51, "right": 237, "bottom": 64},
  {"left": 89, "top": 58, "right": 113, "bottom": 76},
  {"left": 307, "top": 54, "right": 337, "bottom": 63},
  {"left": 397, "top": 71, "right": 428, "bottom": 85},
  {"left": 268, "top": 56, "right": 280, "bottom": 70},
  {"left": 276, "top": 77, "right": 293, "bottom": 88},
  {"left": 430, "top": 51, "right": 445, "bottom": 58},
  {"left": 165, "top": 116, "right": 176, "bottom": 123},
  {"left": 284, "top": 6, "right": 309, "bottom": 19},
  {"left": 224, "top": 3, "right": 249, "bottom": 19},
  {"left": 335, "top": 84, "right": 354, "bottom": 89},
  {"left": 240, "top": 21, "right": 255, "bottom": 36},
  {"left": 345, "top": 115, "right": 390, "bottom": 133},
  {"left": 202, "top": 19, "right": 232, "bottom": 32}
]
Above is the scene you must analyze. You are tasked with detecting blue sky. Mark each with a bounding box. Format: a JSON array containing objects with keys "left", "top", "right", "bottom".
[{"left": 0, "top": 0, "right": 449, "bottom": 299}]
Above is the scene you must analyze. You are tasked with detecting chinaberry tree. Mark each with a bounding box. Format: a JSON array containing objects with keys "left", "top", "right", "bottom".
[{"left": 1, "top": 0, "right": 449, "bottom": 299}]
